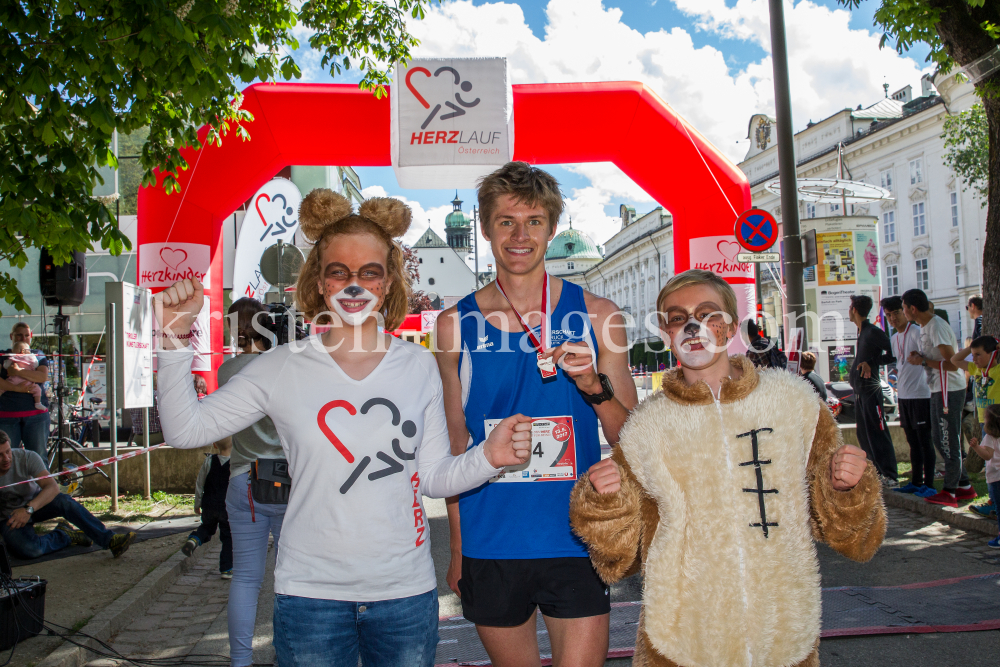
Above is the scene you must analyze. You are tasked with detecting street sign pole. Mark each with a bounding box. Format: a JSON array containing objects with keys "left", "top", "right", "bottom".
[{"left": 768, "top": 0, "right": 806, "bottom": 353}]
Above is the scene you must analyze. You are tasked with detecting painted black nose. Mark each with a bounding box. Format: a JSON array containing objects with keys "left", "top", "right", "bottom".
[
  {"left": 683, "top": 322, "right": 701, "bottom": 337},
  {"left": 344, "top": 285, "right": 365, "bottom": 297}
]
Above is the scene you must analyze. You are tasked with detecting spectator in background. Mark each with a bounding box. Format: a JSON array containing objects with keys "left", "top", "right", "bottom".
[
  {"left": 745, "top": 320, "right": 787, "bottom": 370},
  {"left": 193, "top": 374, "right": 208, "bottom": 398},
  {"left": 968, "top": 296, "right": 983, "bottom": 340},
  {"left": 0, "top": 430, "right": 135, "bottom": 559},
  {"left": 966, "top": 404, "right": 1000, "bottom": 548},
  {"left": 848, "top": 295, "right": 898, "bottom": 485},
  {"left": 0, "top": 323, "right": 50, "bottom": 461},
  {"left": 903, "top": 289, "right": 977, "bottom": 507},
  {"left": 799, "top": 351, "right": 827, "bottom": 400},
  {"left": 183, "top": 437, "right": 233, "bottom": 578},
  {"left": 218, "top": 297, "right": 287, "bottom": 667},
  {"left": 883, "top": 297, "right": 936, "bottom": 496}
]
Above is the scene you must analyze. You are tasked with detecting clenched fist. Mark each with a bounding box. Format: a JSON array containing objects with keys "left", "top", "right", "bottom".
[
  {"left": 830, "top": 444, "right": 867, "bottom": 491},
  {"left": 587, "top": 458, "right": 621, "bottom": 495},
  {"left": 153, "top": 278, "right": 205, "bottom": 349},
  {"left": 483, "top": 414, "right": 533, "bottom": 468}
]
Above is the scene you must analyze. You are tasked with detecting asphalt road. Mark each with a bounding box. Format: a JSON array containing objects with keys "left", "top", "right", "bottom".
[{"left": 427, "top": 497, "right": 1000, "bottom": 666}]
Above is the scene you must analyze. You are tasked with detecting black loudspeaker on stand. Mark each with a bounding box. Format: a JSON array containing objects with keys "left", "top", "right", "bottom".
[{"left": 39, "top": 248, "right": 87, "bottom": 308}]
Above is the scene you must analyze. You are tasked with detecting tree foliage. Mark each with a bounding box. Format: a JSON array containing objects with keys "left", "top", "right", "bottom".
[
  {"left": 402, "top": 244, "right": 431, "bottom": 313},
  {"left": 943, "top": 104, "right": 989, "bottom": 202},
  {"left": 0, "top": 0, "right": 433, "bottom": 314}
]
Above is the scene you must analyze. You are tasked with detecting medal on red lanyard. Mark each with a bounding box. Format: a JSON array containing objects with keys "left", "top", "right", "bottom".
[
  {"left": 495, "top": 273, "right": 557, "bottom": 379},
  {"left": 980, "top": 350, "right": 998, "bottom": 389},
  {"left": 896, "top": 323, "right": 910, "bottom": 364}
]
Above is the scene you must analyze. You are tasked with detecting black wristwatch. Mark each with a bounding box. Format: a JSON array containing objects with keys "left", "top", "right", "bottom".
[{"left": 582, "top": 373, "right": 615, "bottom": 405}]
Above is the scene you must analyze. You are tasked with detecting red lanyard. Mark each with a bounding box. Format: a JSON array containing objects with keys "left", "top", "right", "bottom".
[
  {"left": 494, "top": 273, "right": 551, "bottom": 353},
  {"left": 979, "top": 350, "right": 998, "bottom": 386},
  {"left": 895, "top": 323, "right": 910, "bottom": 363}
]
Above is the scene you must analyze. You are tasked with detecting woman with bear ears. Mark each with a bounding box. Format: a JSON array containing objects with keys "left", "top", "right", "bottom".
[{"left": 154, "top": 191, "right": 533, "bottom": 667}]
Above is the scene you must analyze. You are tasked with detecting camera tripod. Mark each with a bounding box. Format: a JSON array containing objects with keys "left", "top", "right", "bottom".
[{"left": 46, "top": 305, "right": 109, "bottom": 479}]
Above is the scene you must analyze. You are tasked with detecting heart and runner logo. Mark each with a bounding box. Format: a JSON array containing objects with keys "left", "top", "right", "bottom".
[{"left": 316, "top": 397, "right": 424, "bottom": 546}]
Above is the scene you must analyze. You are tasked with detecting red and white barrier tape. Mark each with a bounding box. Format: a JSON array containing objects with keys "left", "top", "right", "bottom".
[{"left": 0, "top": 444, "right": 165, "bottom": 489}]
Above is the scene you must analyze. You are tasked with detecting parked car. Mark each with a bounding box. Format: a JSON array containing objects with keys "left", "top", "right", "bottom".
[{"left": 824, "top": 380, "right": 898, "bottom": 425}]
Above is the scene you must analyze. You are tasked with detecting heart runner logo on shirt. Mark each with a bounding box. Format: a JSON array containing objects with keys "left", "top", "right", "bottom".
[{"left": 316, "top": 397, "right": 418, "bottom": 495}]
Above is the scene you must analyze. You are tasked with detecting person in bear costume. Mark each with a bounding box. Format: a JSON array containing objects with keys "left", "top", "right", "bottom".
[{"left": 569, "top": 269, "right": 886, "bottom": 667}]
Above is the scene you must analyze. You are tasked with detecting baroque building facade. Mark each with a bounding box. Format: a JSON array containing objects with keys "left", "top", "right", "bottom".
[{"left": 739, "top": 70, "right": 987, "bottom": 343}]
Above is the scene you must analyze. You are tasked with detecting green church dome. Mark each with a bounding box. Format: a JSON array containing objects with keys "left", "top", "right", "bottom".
[
  {"left": 445, "top": 209, "right": 471, "bottom": 228},
  {"left": 545, "top": 226, "right": 602, "bottom": 261}
]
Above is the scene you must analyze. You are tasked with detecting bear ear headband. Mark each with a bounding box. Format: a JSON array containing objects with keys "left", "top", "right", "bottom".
[{"left": 298, "top": 189, "right": 412, "bottom": 242}]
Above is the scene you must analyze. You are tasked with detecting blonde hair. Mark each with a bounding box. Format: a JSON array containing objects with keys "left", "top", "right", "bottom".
[
  {"left": 656, "top": 269, "right": 739, "bottom": 326},
  {"left": 294, "top": 190, "right": 412, "bottom": 331},
  {"left": 477, "top": 162, "right": 563, "bottom": 231},
  {"left": 11, "top": 341, "right": 29, "bottom": 353}
]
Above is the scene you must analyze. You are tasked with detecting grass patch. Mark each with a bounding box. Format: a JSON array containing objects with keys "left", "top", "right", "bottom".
[
  {"left": 78, "top": 492, "right": 194, "bottom": 523},
  {"left": 71, "top": 616, "right": 92, "bottom": 633}
]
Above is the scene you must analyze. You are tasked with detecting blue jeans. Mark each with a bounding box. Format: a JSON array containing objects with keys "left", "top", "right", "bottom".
[
  {"left": 0, "top": 412, "right": 50, "bottom": 462},
  {"left": 988, "top": 481, "right": 1000, "bottom": 535},
  {"left": 226, "top": 472, "right": 285, "bottom": 667},
  {"left": 930, "top": 389, "right": 971, "bottom": 491},
  {"left": 273, "top": 589, "right": 439, "bottom": 667},
  {"left": 0, "top": 493, "right": 114, "bottom": 559}
]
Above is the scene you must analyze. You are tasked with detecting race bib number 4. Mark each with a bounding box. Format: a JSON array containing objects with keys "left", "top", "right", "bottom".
[{"left": 485, "top": 416, "right": 577, "bottom": 482}]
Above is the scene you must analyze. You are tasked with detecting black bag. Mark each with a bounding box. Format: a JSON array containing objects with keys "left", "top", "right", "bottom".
[{"left": 250, "top": 458, "right": 291, "bottom": 505}]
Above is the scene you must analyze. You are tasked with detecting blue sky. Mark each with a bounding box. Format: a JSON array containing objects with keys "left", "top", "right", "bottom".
[{"left": 283, "top": 0, "right": 933, "bottom": 263}]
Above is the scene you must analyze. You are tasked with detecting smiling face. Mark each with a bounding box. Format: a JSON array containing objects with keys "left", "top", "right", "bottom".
[
  {"left": 659, "top": 283, "right": 736, "bottom": 370},
  {"left": 317, "top": 232, "right": 390, "bottom": 326},
  {"left": 484, "top": 195, "right": 556, "bottom": 275},
  {"left": 885, "top": 308, "right": 907, "bottom": 332}
]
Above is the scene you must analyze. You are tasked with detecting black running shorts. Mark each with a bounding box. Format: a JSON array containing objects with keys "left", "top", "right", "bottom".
[{"left": 459, "top": 555, "right": 611, "bottom": 627}]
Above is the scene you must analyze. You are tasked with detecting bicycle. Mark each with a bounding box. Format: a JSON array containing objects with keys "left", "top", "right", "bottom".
[{"left": 46, "top": 398, "right": 110, "bottom": 494}]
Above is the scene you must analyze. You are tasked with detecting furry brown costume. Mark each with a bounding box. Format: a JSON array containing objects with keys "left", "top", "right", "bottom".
[{"left": 569, "top": 356, "right": 886, "bottom": 667}]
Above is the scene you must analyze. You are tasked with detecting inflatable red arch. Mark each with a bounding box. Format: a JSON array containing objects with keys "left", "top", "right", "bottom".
[{"left": 138, "top": 81, "right": 752, "bottom": 386}]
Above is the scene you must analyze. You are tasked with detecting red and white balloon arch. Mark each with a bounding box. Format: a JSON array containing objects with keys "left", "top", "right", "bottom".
[{"left": 138, "top": 81, "right": 752, "bottom": 388}]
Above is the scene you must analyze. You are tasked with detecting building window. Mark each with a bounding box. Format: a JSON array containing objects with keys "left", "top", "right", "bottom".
[
  {"left": 805, "top": 202, "right": 816, "bottom": 219},
  {"left": 829, "top": 202, "right": 841, "bottom": 215},
  {"left": 912, "top": 202, "right": 926, "bottom": 236},
  {"left": 950, "top": 191, "right": 959, "bottom": 227},
  {"left": 418, "top": 257, "right": 423, "bottom": 264},
  {"left": 882, "top": 210, "right": 896, "bottom": 243},
  {"left": 439, "top": 257, "right": 444, "bottom": 263},
  {"left": 915, "top": 258, "right": 929, "bottom": 290},
  {"left": 880, "top": 169, "right": 893, "bottom": 192},
  {"left": 567, "top": 261, "right": 575, "bottom": 270},
  {"left": 909, "top": 158, "right": 923, "bottom": 184},
  {"left": 885, "top": 264, "right": 899, "bottom": 296},
  {"left": 428, "top": 277, "right": 435, "bottom": 286},
  {"left": 955, "top": 252, "right": 962, "bottom": 286}
]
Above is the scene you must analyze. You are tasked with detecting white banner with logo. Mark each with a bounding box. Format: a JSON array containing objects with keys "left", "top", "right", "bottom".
[
  {"left": 391, "top": 57, "right": 514, "bottom": 189},
  {"left": 138, "top": 243, "right": 213, "bottom": 372},
  {"left": 690, "top": 235, "right": 755, "bottom": 354},
  {"left": 232, "top": 178, "right": 302, "bottom": 301}
]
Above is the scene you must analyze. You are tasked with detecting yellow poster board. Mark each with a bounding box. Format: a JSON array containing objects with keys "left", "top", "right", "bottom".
[{"left": 818, "top": 231, "right": 856, "bottom": 286}]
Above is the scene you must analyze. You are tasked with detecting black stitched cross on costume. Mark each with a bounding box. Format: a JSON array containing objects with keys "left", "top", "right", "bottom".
[{"left": 738, "top": 428, "right": 778, "bottom": 537}]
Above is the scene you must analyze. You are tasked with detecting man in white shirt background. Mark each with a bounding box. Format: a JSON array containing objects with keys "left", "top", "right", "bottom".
[
  {"left": 882, "top": 297, "right": 935, "bottom": 496},
  {"left": 903, "top": 289, "right": 977, "bottom": 507}
]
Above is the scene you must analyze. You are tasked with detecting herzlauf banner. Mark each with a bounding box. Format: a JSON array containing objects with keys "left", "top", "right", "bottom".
[{"left": 391, "top": 57, "right": 514, "bottom": 188}]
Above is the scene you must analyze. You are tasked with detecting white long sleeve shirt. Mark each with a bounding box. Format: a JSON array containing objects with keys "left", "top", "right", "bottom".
[{"left": 157, "top": 337, "right": 500, "bottom": 601}]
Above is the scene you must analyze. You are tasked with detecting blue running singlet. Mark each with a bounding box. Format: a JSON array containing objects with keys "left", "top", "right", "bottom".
[{"left": 456, "top": 280, "right": 601, "bottom": 559}]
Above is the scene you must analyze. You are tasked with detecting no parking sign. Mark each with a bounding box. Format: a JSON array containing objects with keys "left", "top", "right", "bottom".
[
  {"left": 735, "top": 209, "right": 779, "bottom": 253},
  {"left": 734, "top": 209, "right": 780, "bottom": 262}
]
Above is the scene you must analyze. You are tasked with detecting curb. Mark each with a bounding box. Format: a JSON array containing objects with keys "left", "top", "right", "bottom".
[
  {"left": 884, "top": 487, "right": 998, "bottom": 537},
  {"left": 37, "top": 543, "right": 209, "bottom": 667}
]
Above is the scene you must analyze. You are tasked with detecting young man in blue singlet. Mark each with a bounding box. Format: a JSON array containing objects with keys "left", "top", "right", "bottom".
[{"left": 435, "top": 162, "right": 637, "bottom": 666}]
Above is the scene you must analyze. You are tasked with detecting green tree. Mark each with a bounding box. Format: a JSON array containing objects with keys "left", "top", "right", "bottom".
[
  {"left": 943, "top": 104, "right": 989, "bottom": 201},
  {"left": 1, "top": 0, "right": 433, "bottom": 314},
  {"left": 840, "top": 0, "right": 1000, "bottom": 335}
]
